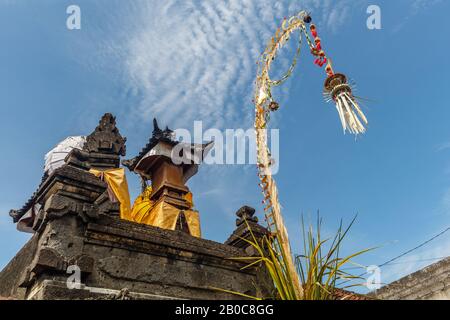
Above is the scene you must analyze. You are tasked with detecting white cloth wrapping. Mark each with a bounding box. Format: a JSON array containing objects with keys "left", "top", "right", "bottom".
[
  {"left": 18, "top": 136, "right": 86, "bottom": 233},
  {"left": 17, "top": 204, "right": 41, "bottom": 233},
  {"left": 44, "top": 136, "right": 86, "bottom": 175}
]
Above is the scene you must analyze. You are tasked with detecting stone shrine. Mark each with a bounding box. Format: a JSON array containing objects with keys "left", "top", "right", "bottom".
[{"left": 0, "top": 113, "right": 272, "bottom": 300}]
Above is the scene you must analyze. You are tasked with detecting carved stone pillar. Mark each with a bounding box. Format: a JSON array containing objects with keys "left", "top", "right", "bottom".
[{"left": 225, "top": 206, "right": 268, "bottom": 255}]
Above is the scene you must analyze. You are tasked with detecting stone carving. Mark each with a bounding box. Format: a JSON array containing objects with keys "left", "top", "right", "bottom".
[
  {"left": 10, "top": 113, "right": 124, "bottom": 226},
  {"left": 235, "top": 205, "right": 258, "bottom": 226},
  {"left": 225, "top": 206, "right": 268, "bottom": 253},
  {"left": 83, "top": 113, "right": 126, "bottom": 156},
  {"left": 152, "top": 118, "right": 175, "bottom": 141},
  {"left": 44, "top": 194, "right": 100, "bottom": 222},
  {"left": 108, "top": 288, "right": 132, "bottom": 300}
]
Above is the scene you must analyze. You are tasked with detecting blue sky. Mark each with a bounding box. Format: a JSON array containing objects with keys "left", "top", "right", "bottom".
[{"left": 1, "top": 0, "right": 450, "bottom": 292}]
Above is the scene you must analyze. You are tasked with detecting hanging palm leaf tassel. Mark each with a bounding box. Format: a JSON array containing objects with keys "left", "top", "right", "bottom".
[{"left": 323, "top": 73, "right": 368, "bottom": 135}]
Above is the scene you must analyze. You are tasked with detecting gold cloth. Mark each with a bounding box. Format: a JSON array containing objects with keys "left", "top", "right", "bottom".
[
  {"left": 89, "top": 168, "right": 131, "bottom": 220},
  {"left": 129, "top": 187, "right": 201, "bottom": 237}
]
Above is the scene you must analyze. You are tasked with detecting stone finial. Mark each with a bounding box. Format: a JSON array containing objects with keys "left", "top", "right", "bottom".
[
  {"left": 235, "top": 206, "right": 258, "bottom": 226},
  {"left": 152, "top": 118, "right": 162, "bottom": 135},
  {"left": 225, "top": 206, "right": 267, "bottom": 252},
  {"left": 152, "top": 118, "right": 174, "bottom": 141},
  {"left": 122, "top": 118, "right": 178, "bottom": 172},
  {"left": 83, "top": 113, "right": 126, "bottom": 156}
]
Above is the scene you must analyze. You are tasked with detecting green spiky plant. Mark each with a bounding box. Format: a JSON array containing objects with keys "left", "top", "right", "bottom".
[
  {"left": 296, "top": 215, "right": 372, "bottom": 300},
  {"left": 217, "top": 215, "right": 372, "bottom": 300}
]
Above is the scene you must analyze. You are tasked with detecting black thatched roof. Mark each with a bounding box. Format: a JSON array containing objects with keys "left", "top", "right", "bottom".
[{"left": 122, "top": 118, "right": 178, "bottom": 172}]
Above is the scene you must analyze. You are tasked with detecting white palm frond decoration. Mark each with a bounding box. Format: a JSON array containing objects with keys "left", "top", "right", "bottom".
[{"left": 323, "top": 73, "right": 368, "bottom": 135}]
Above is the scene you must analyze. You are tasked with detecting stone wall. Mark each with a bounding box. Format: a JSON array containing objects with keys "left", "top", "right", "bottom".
[
  {"left": 0, "top": 212, "right": 271, "bottom": 300},
  {"left": 0, "top": 235, "right": 39, "bottom": 299},
  {"left": 372, "top": 257, "right": 450, "bottom": 300}
]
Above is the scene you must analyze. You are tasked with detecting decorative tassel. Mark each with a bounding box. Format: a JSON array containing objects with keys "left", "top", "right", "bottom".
[{"left": 324, "top": 73, "right": 368, "bottom": 135}]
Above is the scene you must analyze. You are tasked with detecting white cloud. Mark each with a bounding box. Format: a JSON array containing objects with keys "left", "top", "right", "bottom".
[
  {"left": 393, "top": 0, "right": 443, "bottom": 33},
  {"left": 84, "top": 0, "right": 363, "bottom": 132},
  {"left": 377, "top": 173, "right": 450, "bottom": 285},
  {"left": 379, "top": 232, "right": 450, "bottom": 285},
  {"left": 0, "top": 0, "right": 18, "bottom": 6},
  {"left": 437, "top": 141, "right": 450, "bottom": 152},
  {"left": 121, "top": 0, "right": 286, "bottom": 129},
  {"left": 411, "top": 0, "right": 443, "bottom": 13}
]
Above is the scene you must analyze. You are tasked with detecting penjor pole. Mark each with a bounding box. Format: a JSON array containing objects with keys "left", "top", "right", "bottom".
[{"left": 254, "top": 11, "right": 368, "bottom": 299}]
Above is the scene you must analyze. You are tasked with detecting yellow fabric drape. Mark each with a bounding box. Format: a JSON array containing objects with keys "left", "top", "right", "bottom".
[
  {"left": 89, "top": 168, "right": 131, "bottom": 220},
  {"left": 184, "top": 192, "right": 194, "bottom": 208},
  {"left": 184, "top": 210, "right": 201, "bottom": 237},
  {"left": 129, "top": 186, "right": 200, "bottom": 237},
  {"left": 88, "top": 170, "right": 200, "bottom": 236},
  {"left": 129, "top": 187, "right": 154, "bottom": 223}
]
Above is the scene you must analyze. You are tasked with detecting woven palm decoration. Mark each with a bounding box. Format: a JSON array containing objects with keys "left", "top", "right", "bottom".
[{"left": 254, "top": 11, "right": 369, "bottom": 299}]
